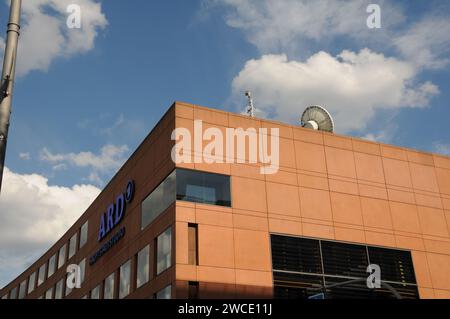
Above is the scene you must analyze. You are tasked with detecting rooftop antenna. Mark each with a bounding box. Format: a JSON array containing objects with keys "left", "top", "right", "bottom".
[
  {"left": 245, "top": 91, "right": 255, "bottom": 117},
  {"left": 300, "top": 105, "right": 334, "bottom": 133},
  {"left": 0, "top": 0, "right": 22, "bottom": 194}
]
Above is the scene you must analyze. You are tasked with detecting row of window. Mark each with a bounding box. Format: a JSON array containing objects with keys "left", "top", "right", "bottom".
[
  {"left": 38, "top": 226, "right": 172, "bottom": 299},
  {"left": 3, "top": 221, "right": 88, "bottom": 299}
]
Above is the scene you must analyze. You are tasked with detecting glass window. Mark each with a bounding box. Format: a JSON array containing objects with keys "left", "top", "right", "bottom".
[
  {"left": 141, "top": 170, "right": 176, "bottom": 230},
  {"left": 55, "top": 278, "right": 64, "bottom": 299},
  {"left": 28, "top": 272, "right": 36, "bottom": 294},
  {"left": 45, "top": 287, "right": 53, "bottom": 299},
  {"left": 48, "top": 254, "right": 56, "bottom": 278},
  {"left": 68, "top": 233, "right": 77, "bottom": 259},
  {"left": 81, "top": 295, "right": 88, "bottom": 299},
  {"left": 136, "top": 245, "right": 150, "bottom": 288},
  {"left": 104, "top": 272, "right": 115, "bottom": 299},
  {"left": 155, "top": 285, "right": 171, "bottom": 299},
  {"left": 10, "top": 286, "right": 17, "bottom": 299},
  {"left": 38, "top": 263, "right": 47, "bottom": 286},
  {"left": 177, "top": 169, "right": 231, "bottom": 207},
  {"left": 1, "top": 294, "right": 7, "bottom": 299},
  {"left": 79, "top": 258, "right": 86, "bottom": 285},
  {"left": 157, "top": 227, "right": 172, "bottom": 275},
  {"left": 91, "top": 284, "right": 101, "bottom": 299},
  {"left": 58, "top": 244, "right": 66, "bottom": 269},
  {"left": 79, "top": 221, "right": 88, "bottom": 248},
  {"left": 18, "top": 279, "right": 27, "bottom": 299},
  {"left": 119, "top": 260, "right": 131, "bottom": 299},
  {"left": 65, "top": 273, "right": 72, "bottom": 297}
]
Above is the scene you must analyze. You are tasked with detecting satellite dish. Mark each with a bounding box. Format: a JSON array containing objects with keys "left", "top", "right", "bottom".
[{"left": 300, "top": 105, "right": 334, "bottom": 133}]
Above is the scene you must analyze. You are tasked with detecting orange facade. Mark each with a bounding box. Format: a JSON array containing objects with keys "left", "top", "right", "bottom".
[{"left": 1, "top": 101, "right": 450, "bottom": 299}]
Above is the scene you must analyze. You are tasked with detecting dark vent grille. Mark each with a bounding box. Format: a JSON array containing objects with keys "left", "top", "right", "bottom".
[
  {"left": 271, "top": 235, "right": 322, "bottom": 274},
  {"left": 368, "top": 247, "right": 416, "bottom": 284},
  {"left": 321, "top": 241, "right": 368, "bottom": 278}
]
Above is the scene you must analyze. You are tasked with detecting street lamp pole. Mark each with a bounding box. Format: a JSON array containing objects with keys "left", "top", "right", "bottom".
[{"left": 0, "top": 0, "right": 22, "bottom": 193}]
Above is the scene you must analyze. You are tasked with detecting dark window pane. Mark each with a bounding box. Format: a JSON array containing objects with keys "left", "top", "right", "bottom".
[
  {"left": 273, "top": 272, "right": 324, "bottom": 299},
  {"left": 176, "top": 169, "right": 231, "bottom": 207},
  {"left": 321, "top": 241, "right": 368, "bottom": 278},
  {"left": 368, "top": 246, "right": 416, "bottom": 284},
  {"left": 271, "top": 235, "right": 322, "bottom": 274}
]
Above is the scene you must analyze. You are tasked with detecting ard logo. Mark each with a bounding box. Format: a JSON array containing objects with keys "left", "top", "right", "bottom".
[{"left": 97, "top": 180, "right": 134, "bottom": 241}]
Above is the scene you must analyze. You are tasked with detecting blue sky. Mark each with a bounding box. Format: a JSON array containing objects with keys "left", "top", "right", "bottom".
[{"left": 0, "top": 0, "right": 450, "bottom": 287}]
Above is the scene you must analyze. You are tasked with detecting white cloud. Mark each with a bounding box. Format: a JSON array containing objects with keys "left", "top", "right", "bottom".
[
  {"left": 231, "top": 49, "right": 439, "bottom": 133},
  {"left": 15, "top": 0, "right": 107, "bottom": 76},
  {"left": 40, "top": 144, "right": 129, "bottom": 173},
  {"left": 394, "top": 17, "right": 450, "bottom": 70},
  {"left": 217, "top": 0, "right": 403, "bottom": 54},
  {"left": 18, "top": 152, "right": 31, "bottom": 160},
  {"left": 0, "top": 167, "right": 100, "bottom": 287}
]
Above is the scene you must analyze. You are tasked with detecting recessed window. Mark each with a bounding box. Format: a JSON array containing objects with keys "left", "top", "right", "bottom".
[
  {"left": 38, "top": 263, "right": 47, "bottom": 286},
  {"left": 188, "top": 281, "right": 199, "bottom": 299},
  {"left": 28, "top": 272, "right": 36, "bottom": 294},
  {"left": 156, "top": 227, "right": 172, "bottom": 275},
  {"left": 155, "top": 285, "right": 171, "bottom": 299},
  {"left": 1, "top": 294, "right": 7, "bottom": 299},
  {"left": 68, "top": 233, "right": 77, "bottom": 259},
  {"left": 91, "top": 283, "right": 101, "bottom": 299},
  {"left": 104, "top": 272, "right": 115, "bottom": 299},
  {"left": 119, "top": 260, "right": 131, "bottom": 299},
  {"left": 58, "top": 244, "right": 67, "bottom": 269},
  {"left": 48, "top": 254, "right": 56, "bottom": 278},
  {"left": 55, "top": 278, "right": 64, "bottom": 299},
  {"left": 177, "top": 169, "right": 231, "bottom": 207},
  {"left": 18, "top": 279, "right": 27, "bottom": 299},
  {"left": 79, "top": 258, "right": 86, "bottom": 285},
  {"left": 141, "top": 170, "right": 175, "bottom": 230},
  {"left": 65, "top": 273, "right": 72, "bottom": 297},
  {"left": 45, "top": 287, "right": 53, "bottom": 299},
  {"left": 188, "top": 224, "right": 198, "bottom": 265},
  {"left": 79, "top": 221, "right": 88, "bottom": 249},
  {"left": 136, "top": 245, "right": 149, "bottom": 289}
]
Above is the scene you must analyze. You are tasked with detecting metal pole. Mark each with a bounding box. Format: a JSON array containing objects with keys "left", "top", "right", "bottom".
[{"left": 0, "top": 0, "right": 21, "bottom": 193}]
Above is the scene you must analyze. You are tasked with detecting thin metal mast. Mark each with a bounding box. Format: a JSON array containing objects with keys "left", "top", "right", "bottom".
[{"left": 0, "top": 0, "right": 22, "bottom": 193}]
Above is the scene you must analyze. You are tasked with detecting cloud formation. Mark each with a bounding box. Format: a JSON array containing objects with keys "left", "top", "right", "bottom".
[
  {"left": 12, "top": 0, "right": 107, "bottom": 76},
  {"left": 232, "top": 50, "right": 439, "bottom": 133},
  {"left": 0, "top": 167, "right": 100, "bottom": 288},
  {"left": 40, "top": 144, "right": 130, "bottom": 184}
]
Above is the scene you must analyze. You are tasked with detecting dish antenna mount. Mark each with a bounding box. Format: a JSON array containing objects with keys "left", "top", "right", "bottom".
[{"left": 300, "top": 105, "right": 334, "bottom": 133}]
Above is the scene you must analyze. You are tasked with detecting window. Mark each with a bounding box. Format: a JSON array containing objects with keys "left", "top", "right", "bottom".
[
  {"left": 119, "top": 260, "right": 131, "bottom": 299},
  {"left": 38, "top": 263, "right": 47, "bottom": 286},
  {"left": 18, "top": 279, "right": 27, "bottom": 299},
  {"left": 68, "top": 233, "right": 77, "bottom": 259},
  {"left": 10, "top": 287, "right": 17, "bottom": 299},
  {"left": 65, "top": 273, "right": 72, "bottom": 297},
  {"left": 45, "top": 287, "right": 53, "bottom": 299},
  {"left": 188, "top": 282, "right": 199, "bottom": 299},
  {"left": 104, "top": 272, "right": 115, "bottom": 299},
  {"left": 188, "top": 224, "right": 198, "bottom": 265},
  {"left": 79, "top": 221, "right": 88, "bottom": 249},
  {"left": 28, "top": 272, "right": 36, "bottom": 294},
  {"left": 155, "top": 285, "right": 171, "bottom": 299},
  {"left": 55, "top": 278, "right": 64, "bottom": 299},
  {"left": 156, "top": 227, "right": 172, "bottom": 275},
  {"left": 270, "top": 235, "right": 419, "bottom": 299},
  {"left": 79, "top": 258, "right": 86, "bottom": 285},
  {"left": 136, "top": 245, "right": 149, "bottom": 289},
  {"left": 58, "top": 244, "right": 67, "bottom": 269},
  {"left": 1, "top": 294, "right": 7, "bottom": 299},
  {"left": 91, "top": 284, "right": 101, "bottom": 299},
  {"left": 48, "top": 254, "right": 56, "bottom": 278},
  {"left": 177, "top": 169, "right": 231, "bottom": 207},
  {"left": 141, "top": 170, "right": 175, "bottom": 230},
  {"left": 81, "top": 295, "right": 88, "bottom": 299}
]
